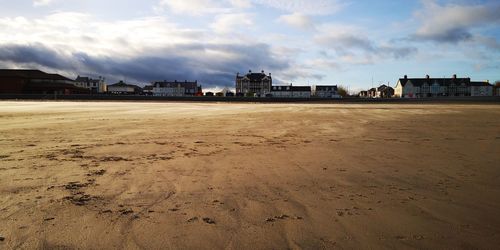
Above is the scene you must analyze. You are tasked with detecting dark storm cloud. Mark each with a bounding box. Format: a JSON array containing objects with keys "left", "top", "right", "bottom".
[{"left": 0, "top": 43, "right": 289, "bottom": 87}]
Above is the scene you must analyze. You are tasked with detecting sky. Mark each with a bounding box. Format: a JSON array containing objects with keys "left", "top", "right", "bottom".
[{"left": 0, "top": 0, "right": 499, "bottom": 92}]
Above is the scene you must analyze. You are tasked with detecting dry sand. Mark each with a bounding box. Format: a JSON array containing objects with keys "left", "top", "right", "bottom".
[{"left": 0, "top": 101, "right": 499, "bottom": 249}]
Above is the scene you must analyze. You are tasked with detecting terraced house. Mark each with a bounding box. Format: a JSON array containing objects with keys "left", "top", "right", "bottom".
[
  {"left": 394, "top": 74, "right": 493, "bottom": 98},
  {"left": 270, "top": 85, "right": 311, "bottom": 98},
  {"left": 151, "top": 80, "right": 201, "bottom": 97}
]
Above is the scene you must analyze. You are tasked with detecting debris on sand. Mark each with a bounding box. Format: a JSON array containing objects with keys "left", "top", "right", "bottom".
[
  {"left": 100, "top": 156, "right": 131, "bottom": 162},
  {"left": 187, "top": 217, "right": 199, "bottom": 223},
  {"left": 275, "top": 214, "right": 289, "bottom": 220},
  {"left": 119, "top": 208, "right": 134, "bottom": 215},
  {"left": 0, "top": 236, "right": 4, "bottom": 241},
  {"left": 265, "top": 218, "right": 275, "bottom": 222},
  {"left": 65, "top": 194, "right": 94, "bottom": 206},
  {"left": 265, "top": 214, "right": 300, "bottom": 223},
  {"left": 87, "top": 169, "right": 106, "bottom": 176},
  {"left": 202, "top": 217, "right": 216, "bottom": 224},
  {"left": 64, "top": 181, "right": 89, "bottom": 190},
  {"left": 44, "top": 217, "right": 55, "bottom": 221}
]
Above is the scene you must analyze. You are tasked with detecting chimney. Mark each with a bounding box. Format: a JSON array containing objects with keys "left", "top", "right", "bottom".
[
  {"left": 426, "top": 74, "right": 430, "bottom": 79},
  {"left": 404, "top": 75, "right": 407, "bottom": 79},
  {"left": 236, "top": 72, "right": 239, "bottom": 77},
  {"left": 249, "top": 69, "right": 252, "bottom": 73},
  {"left": 453, "top": 74, "right": 457, "bottom": 79},
  {"left": 269, "top": 73, "right": 272, "bottom": 77},
  {"left": 261, "top": 70, "right": 265, "bottom": 74}
]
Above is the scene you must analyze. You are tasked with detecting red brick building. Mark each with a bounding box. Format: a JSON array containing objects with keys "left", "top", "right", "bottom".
[{"left": 0, "top": 69, "right": 88, "bottom": 94}]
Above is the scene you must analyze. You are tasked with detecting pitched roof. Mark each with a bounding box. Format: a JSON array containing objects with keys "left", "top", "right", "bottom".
[
  {"left": 272, "top": 85, "right": 311, "bottom": 91},
  {"left": 238, "top": 71, "right": 271, "bottom": 81},
  {"left": 0, "top": 69, "right": 72, "bottom": 81},
  {"left": 377, "top": 85, "right": 394, "bottom": 91},
  {"left": 470, "top": 81, "right": 492, "bottom": 87},
  {"left": 143, "top": 85, "right": 154, "bottom": 90},
  {"left": 315, "top": 85, "right": 338, "bottom": 91},
  {"left": 398, "top": 77, "right": 471, "bottom": 87},
  {"left": 153, "top": 80, "right": 198, "bottom": 88},
  {"left": 109, "top": 81, "right": 141, "bottom": 89}
]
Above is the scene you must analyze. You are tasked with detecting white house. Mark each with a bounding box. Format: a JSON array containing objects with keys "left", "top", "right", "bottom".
[
  {"left": 107, "top": 81, "right": 141, "bottom": 95},
  {"left": 470, "top": 81, "right": 493, "bottom": 96},
  {"left": 270, "top": 85, "right": 311, "bottom": 98},
  {"left": 313, "top": 85, "right": 340, "bottom": 98},
  {"left": 394, "top": 74, "right": 474, "bottom": 98},
  {"left": 152, "top": 80, "right": 200, "bottom": 97},
  {"left": 74, "top": 76, "right": 107, "bottom": 93}
]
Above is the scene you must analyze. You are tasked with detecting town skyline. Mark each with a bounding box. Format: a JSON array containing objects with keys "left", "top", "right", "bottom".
[{"left": 0, "top": 0, "right": 499, "bottom": 91}]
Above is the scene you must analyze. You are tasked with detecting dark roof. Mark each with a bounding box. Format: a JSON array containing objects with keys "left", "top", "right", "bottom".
[
  {"left": 109, "top": 81, "right": 141, "bottom": 89},
  {"left": 398, "top": 77, "right": 471, "bottom": 87},
  {"left": 75, "top": 76, "right": 89, "bottom": 81},
  {"left": 75, "top": 76, "right": 100, "bottom": 83},
  {"left": 377, "top": 85, "right": 394, "bottom": 91},
  {"left": 272, "top": 85, "right": 311, "bottom": 91},
  {"left": 315, "top": 85, "right": 338, "bottom": 91},
  {"left": 143, "top": 85, "right": 154, "bottom": 90},
  {"left": 0, "top": 69, "right": 72, "bottom": 81},
  {"left": 470, "top": 81, "right": 492, "bottom": 87},
  {"left": 238, "top": 71, "right": 271, "bottom": 81},
  {"left": 153, "top": 80, "right": 198, "bottom": 88}
]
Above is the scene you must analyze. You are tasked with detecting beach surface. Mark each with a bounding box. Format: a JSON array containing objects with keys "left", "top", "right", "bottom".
[{"left": 0, "top": 101, "right": 499, "bottom": 249}]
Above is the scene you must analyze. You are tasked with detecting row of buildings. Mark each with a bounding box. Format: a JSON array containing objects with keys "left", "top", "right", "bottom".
[
  {"left": 394, "top": 75, "right": 495, "bottom": 98},
  {"left": 359, "top": 75, "right": 498, "bottom": 98},
  {"left": 235, "top": 70, "right": 340, "bottom": 98},
  {"left": 0, "top": 69, "right": 204, "bottom": 96},
  {"left": 0, "top": 69, "right": 340, "bottom": 98},
  {"left": 1, "top": 69, "right": 498, "bottom": 98}
]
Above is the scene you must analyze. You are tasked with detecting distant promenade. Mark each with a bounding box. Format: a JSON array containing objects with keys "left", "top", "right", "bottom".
[{"left": 0, "top": 94, "right": 499, "bottom": 104}]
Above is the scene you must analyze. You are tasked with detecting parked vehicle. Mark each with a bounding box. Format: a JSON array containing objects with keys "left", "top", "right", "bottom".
[
  {"left": 205, "top": 92, "right": 214, "bottom": 96},
  {"left": 235, "top": 92, "right": 244, "bottom": 97},
  {"left": 225, "top": 92, "right": 235, "bottom": 97},
  {"left": 215, "top": 92, "right": 224, "bottom": 97},
  {"left": 265, "top": 93, "right": 273, "bottom": 98}
]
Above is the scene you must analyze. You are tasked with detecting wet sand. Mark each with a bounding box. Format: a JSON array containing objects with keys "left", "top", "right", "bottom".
[{"left": 0, "top": 101, "right": 499, "bottom": 249}]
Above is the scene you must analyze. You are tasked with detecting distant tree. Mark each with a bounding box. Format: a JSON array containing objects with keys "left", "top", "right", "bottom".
[{"left": 337, "top": 86, "right": 349, "bottom": 97}]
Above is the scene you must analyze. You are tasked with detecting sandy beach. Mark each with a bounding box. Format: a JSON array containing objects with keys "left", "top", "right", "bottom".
[{"left": 0, "top": 101, "right": 499, "bottom": 249}]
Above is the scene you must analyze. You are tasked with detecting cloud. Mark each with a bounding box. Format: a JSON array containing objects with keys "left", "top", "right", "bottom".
[
  {"left": 33, "top": 0, "right": 56, "bottom": 7},
  {"left": 155, "top": 0, "right": 229, "bottom": 15},
  {"left": 254, "top": 0, "right": 345, "bottom": 15},
  {"left": 0, "top": 12, "right": 292, "bottom": 87},
  {"left": 413, "top": 0, "right": 500, "bottom": 43},
  {"left": 314, "top": 24, "right": 417, "bottom": 64},
  {"left": 210, "top": 13, "right": 254, "bottom": 33},
  {"left": 155, "top": 0, "right": 345, "bottom": 16},
  {"left": 277, "top": 13, "right": 315, "bottom": 31},
  {"left": 0, "top": 42, "right": 289, "bottom": 87}
]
